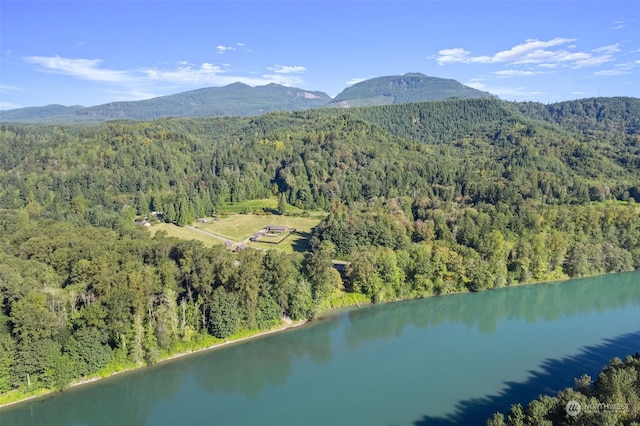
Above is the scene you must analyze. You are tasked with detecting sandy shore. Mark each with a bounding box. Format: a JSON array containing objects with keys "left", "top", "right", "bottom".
[{"left": 0, "top": 318, "right": 308, "bottom": 409}]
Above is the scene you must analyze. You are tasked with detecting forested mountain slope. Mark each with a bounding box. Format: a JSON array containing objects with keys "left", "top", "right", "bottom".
[
  {"left": 326, "top": 73, "right": 494, "bottom": 107},
  {"left": 1, "top": 97, "right": 639, "bottom": 224},
  {"left": 0, "top": 83, "right": 332, "bottom": 123}
]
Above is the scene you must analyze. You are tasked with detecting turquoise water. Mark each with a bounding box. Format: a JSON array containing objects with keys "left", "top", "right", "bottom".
[{"left": 2, "top": 272, "right": 640, "bottom": 425}]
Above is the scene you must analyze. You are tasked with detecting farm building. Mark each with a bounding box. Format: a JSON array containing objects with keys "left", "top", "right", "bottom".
[{"left": 267, "top": 225, "right": 288, "bottom": 233}]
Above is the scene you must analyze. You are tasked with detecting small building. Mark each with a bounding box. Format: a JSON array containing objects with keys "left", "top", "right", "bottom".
[
  {"left": 250, "top": 231, "right": 266, "bottom": 241},
  {"left": 234, "top": 243, "right": 248, "bottom": 253},
  {"left": 134, "top": 220, "right": 151, "bottom": 227},
  {"left": 267, "top": 225, "right": 288, "bottom": 234}
]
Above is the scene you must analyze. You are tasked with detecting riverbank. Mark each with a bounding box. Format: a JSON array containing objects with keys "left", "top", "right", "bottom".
[
  {"left": 0, "top": 318, "right": 308, "bottom": 409},
  {"left": 4, "top": 271, "right": 639, "bottom": 426},
  {"left": 0, "top": 272, "right": 624, "bottom": 409}
]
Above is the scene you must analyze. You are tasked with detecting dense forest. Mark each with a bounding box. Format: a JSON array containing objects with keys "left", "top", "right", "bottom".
[
  {"left": 486, "top": 354, "right": 640, "bottom": 425},
  {"left": 1, "top": 96, "right": 639, "bottom": 400}
]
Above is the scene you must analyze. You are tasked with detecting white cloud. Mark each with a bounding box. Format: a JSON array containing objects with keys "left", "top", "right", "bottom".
[
  {"left": 102, "top": 89, "right": 164, "bottom": 102},
  {"left": 346, "top": 77, "right": 366, "bottom": 85},
  {"left": 143, "top": 62, "right": 225, "bottom": 84},
  {"left": 573, "top": 55, "right": 615, "bottom": 67},
  {"left": 493, "top": 38, "right": 576, "bottom": 63},
  {"left": 25, "top": 55, "right": 232, "bottom": 86},
  {"left": 216, "top": 45, "right": 235, "bottom": 54},
  {"left": 465, "top": 80, "right": 542, "bottom": 99},
  {"left": 594, "top": 61, "right": 638, "bottom": 76},
  {"left": 22, "top": 55, "right": 308, "bottom": 95},
  {"left": 516, "top": 50, "right": 591, "bottom": 65},
  {"left": 260, "top": 74, "right": 304, "bottom": 87},
  {"left": 433, "top": 48, "right": 472, "bottom": 65},
  {"left": 23, "top": 55, "right": 130, "bottom": 82},
  {"left": 0, "top": 101, "right": 21, "bottom": 110},
  {"left": 435, "top": 38, "right": 577, "bottom": 65},
  {"left": 0, "top": 84, "right": 21, "bottom": 92},
  {"left": 217, "top": 42, "right": 250, "bottom": 54},
  {"left": 593, "top": 43, "right": 621, "bottom": 54},
  {"left": 594, "top": 69, "right": 630, "bottom": 76},
  {"left": 493, "top": 70, "right": 539, "bottom": 78},
  {"left": 267, "top": 65, "right": 306, "bottom": 74},
  {"left": 434, "top": 38, "right": 620, "bottom": 69},
  {"left": 610, "top": 19, "right": 634, "bottom": 30}
]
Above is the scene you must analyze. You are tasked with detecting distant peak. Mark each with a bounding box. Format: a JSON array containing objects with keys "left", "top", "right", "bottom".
[
  {"left": 328, "top": 73, "right": 495, "bottom": 107},
  {"left": 227, "top": 82, "right": 251, "bottom": 88}
]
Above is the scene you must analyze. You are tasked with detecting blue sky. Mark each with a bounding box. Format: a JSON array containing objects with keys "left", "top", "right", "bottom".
[{"left": 1, "top": 1, "right": 638, "bottom": 109}]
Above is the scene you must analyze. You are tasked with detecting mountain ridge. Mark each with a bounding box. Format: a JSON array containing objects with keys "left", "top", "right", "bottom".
[
  {"left": 0, "top": 83, "right": 332, "bottom": 123},
  {"left": 325, "top": 73, "right": 495, "bottom": 108},
  {"left": 1, "top": 74, "right": 494, "bottom": 123}
]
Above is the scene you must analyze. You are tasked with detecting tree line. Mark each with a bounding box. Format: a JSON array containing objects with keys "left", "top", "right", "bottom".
[{"left": 314, "top": 197, "right": 639, "bottom": 301}]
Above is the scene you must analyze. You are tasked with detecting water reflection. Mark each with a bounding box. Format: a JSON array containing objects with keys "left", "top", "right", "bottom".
[
  {"left": 344, "top": 272, "right": 640, "bottom": 349},
  {"left": 0, "top": 360, "right": 185, "bottom": 426},
  {"left": 0, "top": 318, "right": 340, "bottom": 426},
  {"left": 193, "top": 317, "right": 339, "bottom": 398}
]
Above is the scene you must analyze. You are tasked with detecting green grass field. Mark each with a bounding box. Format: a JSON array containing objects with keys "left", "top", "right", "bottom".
[
  {"left": 150, "top": 223, "right": 222, "bottom": 247},
  {"left": 196, "top": 213, "right": 325, "bottom": 252},
  {"left": 195, "top": 214, "right": 322, "bottom": 240},
  {"left": 150, "top": 202, "right": 326, "bottom": 253}
]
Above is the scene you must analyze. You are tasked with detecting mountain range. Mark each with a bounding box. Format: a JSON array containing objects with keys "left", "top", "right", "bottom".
[{"left": 0, "top": 73, "right": 494, "bottom": 123}]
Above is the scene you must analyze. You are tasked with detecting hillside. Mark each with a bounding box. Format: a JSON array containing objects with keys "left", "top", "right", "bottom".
[
  {"left": 1, "top": 97, "right": 638, "bottom": 219},
  {"left": 326, "top": 73, "right": 495, "bottom": 108},
  {"left": 0, "top": 104, "right": 84, "bottom": 121},
  {"left": 0, "top": 83, "right": 331, "bottom": 123}
]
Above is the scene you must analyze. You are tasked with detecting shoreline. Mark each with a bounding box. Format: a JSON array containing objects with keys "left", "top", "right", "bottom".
[
  {"left": 0, "top": 270, "right": 628, "bottom": 409},
  {"left": 0, "top": 318, "right": 308, "bottom": 409}
]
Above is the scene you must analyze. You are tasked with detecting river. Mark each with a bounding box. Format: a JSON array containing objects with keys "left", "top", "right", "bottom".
[{"left": 1, "top": 272, "right": 639, "bottom": 425}]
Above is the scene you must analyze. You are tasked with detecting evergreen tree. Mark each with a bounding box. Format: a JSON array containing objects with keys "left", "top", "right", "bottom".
[
  {"left": 208, "top": 287, "right": 239, "bottom": 338},
  {"left": 278, "top": 192, "right": 287, "bottom": 216}
]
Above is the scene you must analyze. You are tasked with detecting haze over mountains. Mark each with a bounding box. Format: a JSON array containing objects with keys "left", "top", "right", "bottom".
[{"left": 0, "top": 73, "right": 494, "bottom": 123}]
